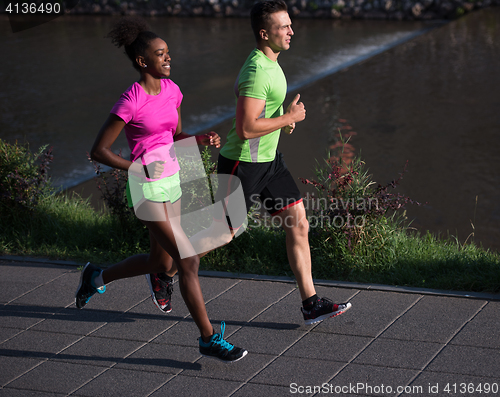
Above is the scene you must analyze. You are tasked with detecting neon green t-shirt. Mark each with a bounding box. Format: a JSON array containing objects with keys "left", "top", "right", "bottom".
[{"left": 220, "top": 48, "right": 287, "bottom": 163}]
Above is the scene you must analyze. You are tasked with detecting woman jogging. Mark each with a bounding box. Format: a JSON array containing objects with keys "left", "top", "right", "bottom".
[{"left": 75, "top": 18, "right": 247, "bottom": 363}]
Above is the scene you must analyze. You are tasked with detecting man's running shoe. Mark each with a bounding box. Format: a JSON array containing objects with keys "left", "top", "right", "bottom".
[
  {"left": 75, "top": 263, "right": 105, "bottom": 309},
  {"left": 302, "top": 297, "right": 352, "bottom": 325},
  {"left": 146, "top": 273, "right": 174, "bottom": 313},
  {"left": 199, "top": 321, "right": 248, "bottom": 363}
]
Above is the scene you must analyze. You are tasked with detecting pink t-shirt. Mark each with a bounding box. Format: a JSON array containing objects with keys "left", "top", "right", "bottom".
[{"left": 111, "top": 78, "right": 182, "bottom": 180}]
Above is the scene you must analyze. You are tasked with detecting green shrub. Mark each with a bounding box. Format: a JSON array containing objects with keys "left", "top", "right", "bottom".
[
  {"left": 0, "top": 139, "right": 54, "bottom": 211},
  {"left": 300, "top": 138, "right": 421, "bottom": 253},
  {"left": 88, "top": 150, "right": 137, "bottom": 230}
]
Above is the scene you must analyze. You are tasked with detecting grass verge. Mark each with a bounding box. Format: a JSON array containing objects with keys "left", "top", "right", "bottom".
[{"left": 1, "top": 192, "right": 498, "bottom": 293}]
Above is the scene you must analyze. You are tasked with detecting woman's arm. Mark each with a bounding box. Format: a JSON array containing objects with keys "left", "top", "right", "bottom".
[
  {"left": 173, "top": 107, "right": 221, "bottom": 148},
  {"left": 90, "top": 114, "right": 143, "bottom": 175}
]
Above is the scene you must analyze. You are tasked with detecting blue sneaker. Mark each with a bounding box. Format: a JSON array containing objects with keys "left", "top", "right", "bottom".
[
  {"left": 75, "top": 263, "right": 106, "bottom": 309},
  {"left": 199, "top": 322, "right": 247, "bottom": 363}
]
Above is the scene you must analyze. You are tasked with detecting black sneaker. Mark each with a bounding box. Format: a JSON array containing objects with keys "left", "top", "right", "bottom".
[
  {"left": 199, "top": 322, "right": 248, "bottom": 363},
  {"left": 75, "top": 263, "right": 105, "bottom": 309},
  {"left": 146, "top": 273, "right": 174, "bottom": 313},
  {"left": 302, "top": 298, "right": 352, "bottom": 325}
]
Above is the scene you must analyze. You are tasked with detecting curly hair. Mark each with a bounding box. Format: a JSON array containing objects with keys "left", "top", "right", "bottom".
[
  {"left": 250, "top": 0, "right": 288, "bottom": 42},
  {"left": 107, "top": 18, "right": 160, "bottom": 71}
]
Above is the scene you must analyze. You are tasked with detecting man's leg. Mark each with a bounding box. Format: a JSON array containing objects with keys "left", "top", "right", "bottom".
[
  {"left": 274, "top": 200, "right": 316, "bottom": 301},
  {"left": 273, "top": 198, "right": 352, "bottom": 325}
]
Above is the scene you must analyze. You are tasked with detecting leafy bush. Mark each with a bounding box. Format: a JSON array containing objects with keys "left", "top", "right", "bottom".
[
  {"left": 88, "top": 150, "right": 137, "bottom": 230},
  {"left": 0, "top": 139, "right": 54, "bottom": 211},
  {"left": 301, "top": 140, "right": 421, "bottom": 250},
  {"left": 296, "top": 137, "right": 423, "bottom": 278}
]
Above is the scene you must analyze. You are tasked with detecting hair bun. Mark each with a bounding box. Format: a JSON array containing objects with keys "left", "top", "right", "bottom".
[{"left": 107, "top": 17, "right": 150, "bottom": 48}]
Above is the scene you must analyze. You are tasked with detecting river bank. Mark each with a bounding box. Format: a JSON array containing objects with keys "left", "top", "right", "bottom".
[{"left": 67, "top": 0, "right": 499, "bottom": 20}]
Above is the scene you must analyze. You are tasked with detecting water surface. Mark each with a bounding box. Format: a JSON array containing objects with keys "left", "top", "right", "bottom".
[{"left": 0, "top": 15, "right": 431, "bottom": 186}]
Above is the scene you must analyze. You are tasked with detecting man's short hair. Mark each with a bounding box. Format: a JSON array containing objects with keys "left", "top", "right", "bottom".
[{"left": 250, "top": 0, "right": 288, "bottom": 42}]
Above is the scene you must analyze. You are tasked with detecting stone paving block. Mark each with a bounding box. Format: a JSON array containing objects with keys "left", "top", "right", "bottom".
[
  {"left": 0, "top": 304, "right": 63, "bottom": 330},
  {"left": 0, "top": 280, "right": 39, "bottom": 305},
  {"left": 406, "top": 371, "right": 500, "bottom": 397},
  {"left": 330, "top": 363, "right": 419, "bottom": 396},
  {"left": 8, "top": 261, "right": 73, "bottom": 279},
  {"left": 231, "top": 382, "right": 296, "bottom": 397},
  {"left": 150, "top": 375, "right": 241, "bottom": 397},
  {"left": 205, "top": 280, "right": 296, "bottom": 324},
  {"left": 0, "top": 262, "right": 73, "bottom": 305},
  {"left": 4, "top": 360, "right": 106, "bottom": 394},
  {"left": 31, "top": 307, "right": 122, "bottom": 336},
  {"left": 76, "top": 276, "right": 150, "bottom": 313},
  {"left": 115, "top": 343, "right": 202, "bottom": 375},
  {"left": 0, "top": 388, "right": 65, "bottom": 396},
  {"left": 52, "top": 336, "right": 143, "bottom": 368},
  {"left": 353, "top": 338, "right": 443, "bottom": 370},
  {"left": 0, "top": 327, "right": 23, "bottom": 344},
  {"left": 72, "top": 367, "right": 173, "bottom": 397},
  {"left": 0, "top": 356, "right": 44, "bottom": 387},
  {"left": 313, "top": 290, "right": 421, "bottom": 337},
  {"left": 198, "top": 276, "right": 242, "bottom": 302},
  {"left": 181, "top": 353, "right": 276, "bottom": 382},
  {"left": 12, "top": 270, "right": 80, "bottom": 308},
  {"left": 426, "top": 344, "right": 500, "bottom": 378},
  {"left": 0, "top": 330, "right": 82, "bottom": 360},
  {"left": 245, "top": 288, "right": 305, "bottom": 330},
  {"left": 284, "top": 332, "right": 372, "bottom": 363},
  {"left": 380, "top": 296, "right": 486, "bottom": 343},
  {"left": 450, "top": 301, "right": 500, "bottom": 349},
  {"left": 91, "top": 310, "right": 178, "bottom": 342},
  {"left": 251, "top": 286, "right": 357, "bottom": 331},
  {"left": 226, "top": 326, "right": 306, "bottom": 355},
  {"left": 250, "top": 356, "right": 345, "bottom": 387}
]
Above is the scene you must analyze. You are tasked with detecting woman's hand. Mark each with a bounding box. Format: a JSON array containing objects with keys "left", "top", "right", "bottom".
[
  {"left": 282, "top": 123, "right": 296, "bottom": 135},
  {"left": 197, "top": 131, "right": 221, "bottom": 148},
  {"left": 143, "top": 161, "right": 166, "bottom": 179},
  {"left": 129, "top": 160, "right": 165, "bottom": 180}
]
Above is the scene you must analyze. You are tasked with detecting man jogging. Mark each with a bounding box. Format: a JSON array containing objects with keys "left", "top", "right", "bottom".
[{"left": 215, "top": 0, "right": 352, "bottom": 325}]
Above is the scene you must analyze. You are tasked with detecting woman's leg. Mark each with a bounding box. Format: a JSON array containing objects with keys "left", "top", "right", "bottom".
[
  {"left": 137, "top": 200, "right": 212, "bottom": 340},
  {"left": 107, "top": 199, "right": 211, "bottom": 339},
  {"left": 101, "top": 198, "right": 185, "bottom": 285},
  {"left": 102, "top": 229, "right": 177, "bottom": 285}
]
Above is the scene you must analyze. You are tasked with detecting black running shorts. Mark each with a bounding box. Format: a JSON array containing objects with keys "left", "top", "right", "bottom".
[{"left": 214, "top": 151, "right": 302, "bottom": 228}]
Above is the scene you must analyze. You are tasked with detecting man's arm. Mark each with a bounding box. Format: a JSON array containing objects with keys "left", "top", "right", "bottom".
[{"left": 235, "top": 94, "right": 306, "bottom": 140}]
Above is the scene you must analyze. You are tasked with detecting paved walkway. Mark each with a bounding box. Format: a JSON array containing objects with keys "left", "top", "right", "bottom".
[{"left": 1, "top": 258, "right": 499, "bottom": 396}]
